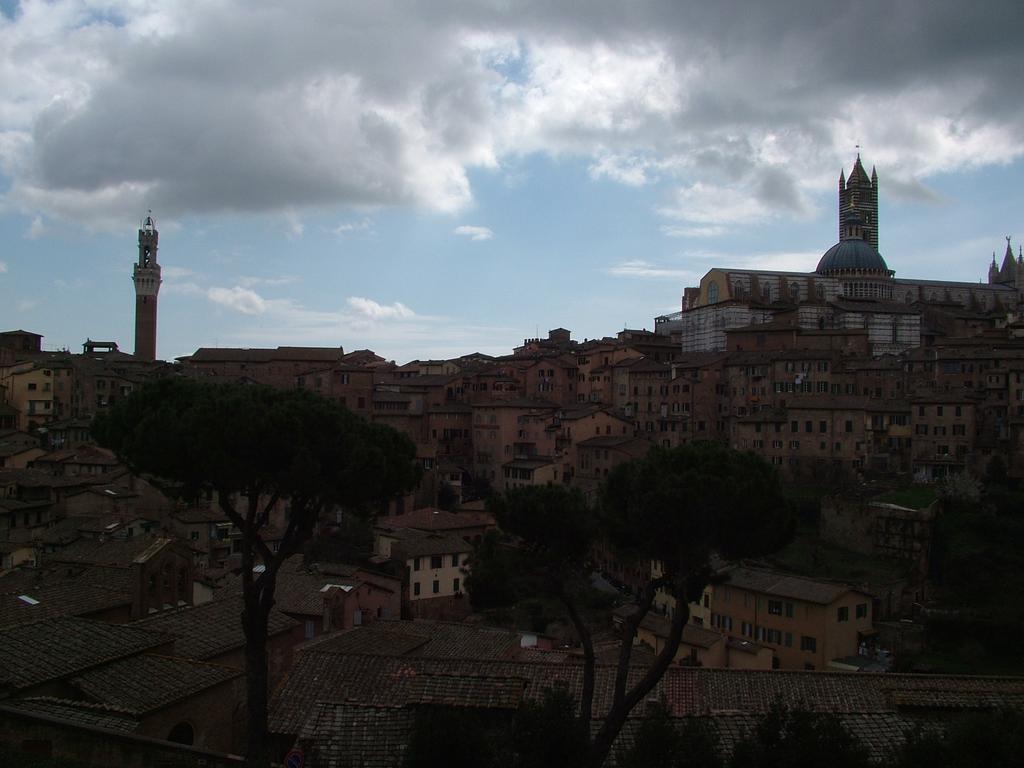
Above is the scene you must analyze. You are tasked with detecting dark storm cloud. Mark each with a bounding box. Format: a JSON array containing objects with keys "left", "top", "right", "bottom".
[{"left": 2, "top": 0, "right": 1022, "bottom": 224}]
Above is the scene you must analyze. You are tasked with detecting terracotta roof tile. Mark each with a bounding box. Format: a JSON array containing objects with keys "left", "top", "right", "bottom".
[
  {"left": 391, "top": 532, "right": 472, "bottom": 559},
  {"left": 134, "top": 595, "right": 298, "bottom": 660},
  {"left": 0, "top": 617, "right": 171, "bottom": 691},
  {"left": 270, "top": 651, "right": 1024, "bottom": 744},
  {"left": 0, "top": 697, "right": 140, "bottom": 732},
  {"left": 71, "top": 654, "right": 240, "bottom": 714},
  {"left": 0, "top": 568, "right": 133, "bottom": 630},
  {"left": 720, "top": 565, "right": 863, "bottom": 605},
  {"left": 298, "top": 703, "right": 415, "bottom": 768}
]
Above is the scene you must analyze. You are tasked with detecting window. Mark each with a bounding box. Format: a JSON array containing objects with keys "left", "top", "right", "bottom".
[
  {"left": 430, "top": 555, "right": 443, "bottom": 569},
  {"left": 837, "top": 606, "right": 849, "bottom": 622},
  {"left": 413, "top": 557, "right": 421, "bottom": 571},
  {"left": 413, "top": 582, "right": 421, "bottom": 596},
  {"left": 767, "top": 600, "right": 782, "bottom": 615},
  {"left": 856, "top": 603, "right": 868, "bottom": 619},
  {"left": 432, "top": 580, "right": 440, "bottom": 594},
  {"left": 784, "top": 602, "right": 794, "bottom": 618},
  {"left": 453, "top": 578, "right": 460, "bottom": 593},
  {"left": 800, "top": 635, "right": 817, "bottom": 652},
  {"left": 451, "top": 554, "right": 460, "bottom": 567},
  {"left": 304, "top": 620, "right": 316, "bottom": 640},
  {"left": 190, "top": 530, "right": 199, "bottom": 541}
]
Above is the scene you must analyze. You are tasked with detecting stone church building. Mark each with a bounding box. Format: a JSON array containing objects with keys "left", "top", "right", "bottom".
[{"left": 662, "top": 155, "right": 1022, "bottom": 355}]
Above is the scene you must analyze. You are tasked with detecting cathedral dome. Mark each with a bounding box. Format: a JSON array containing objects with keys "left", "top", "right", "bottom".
[{"left": 816, "top": 239, "right": 889, "bottom": 275}]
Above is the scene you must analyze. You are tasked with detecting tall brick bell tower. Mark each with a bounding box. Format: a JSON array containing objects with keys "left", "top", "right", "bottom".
[{"left": 132, "top": 211, "right": 161, "bottom": 360}]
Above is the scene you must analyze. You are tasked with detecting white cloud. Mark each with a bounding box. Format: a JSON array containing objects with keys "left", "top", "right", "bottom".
[
  {"left": 0, "top": 261, "right": 7, "bottom": 274},
  {"left": 16, "top": 299, "right": 37, "bottom": 312},
  {"left": 659, "top": 179, "right": 784, "bottom": 230},
  {"left": 24, "top": 215, "right": 45, "bottom": 239},
  {"left": 680, "top": 249, "right": 822, "bottom": 275},
  {"left": 660, "top": 224, "right": 726, "bottom": 238},
  {"left": 284, "top": 210, "right": 304, "bottom": 239},
  {"left": 162, "top": 281, "right": 205, "bottom": 296},
  {"left": 0, "top": 1, "right": 1020, "bottom": 229},
  {"left": 332, "top": 218, "right": 374, "bottom": 237},
  {"left": 161, "top": 266, "right": 196, "bottom": 280},
  {"left": 346, "top": 297, "right": 415, "bottom": 320},
  {"left": 454, "top": 225, "right": 494, "bottom": 241},
  {"left": 207, "top": 286, "right": 268, "bottom": 315},
  {"left": 604, "top": 260, "right": 696, "bottom": 280},
  {"left": 588, "top": 154, "right": 652, "bottom": 186},
  {"left": 238, "top": 275, "right": 299, "bottom": 288}
]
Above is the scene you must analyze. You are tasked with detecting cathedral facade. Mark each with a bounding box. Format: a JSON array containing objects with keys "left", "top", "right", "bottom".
[{"left": 662, "top": 156, "right": 1021, "bottom": 355}]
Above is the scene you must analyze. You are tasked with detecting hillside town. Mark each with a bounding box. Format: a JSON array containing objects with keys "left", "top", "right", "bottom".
[{"left": 2, "top": 159, "right": 1024, "bottom": 765}]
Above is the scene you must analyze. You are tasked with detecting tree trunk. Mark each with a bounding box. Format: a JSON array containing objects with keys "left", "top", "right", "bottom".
[
  {"left": 243, "top": 593, "right": 272, "bottom": 768},
  {"left": 587, "top": 599, "right": 691, "bottom": 768}
]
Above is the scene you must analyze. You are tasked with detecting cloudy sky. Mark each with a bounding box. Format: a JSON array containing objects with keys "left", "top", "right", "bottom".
[{"left": 1, "top": 0, "right": 1022, "bottom": 362}]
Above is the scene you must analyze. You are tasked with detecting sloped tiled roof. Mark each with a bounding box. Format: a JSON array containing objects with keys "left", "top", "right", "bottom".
[
  {"left": 0, "top": 617, "right": 171, "bottom": 691},
  {"left": 0, "top": 697, "right": 140, "bottom": 732},
  {"left": 375, "top": 508, "right": 490, "bottom": 534},
  {"left": 48, "top": 536, "right": 170, "bottom": 567},
  {"left": 298, "top": 702, "right": 415, "bottom": 768},
  {"left": 391, "top": 532, "right": 472, "bottom": 559},
  {"left": 134, "top": 595, "right": 298, "bottom": 660},
  {"left": 270, "top": 651, "right": 1024, "bottom": 744},
  {"left": 308, "top": 620, "right": 521, "bottom": 662},
  {"left": 0, "top": 568, "right": 133, "bottom": 630},
  {"left": 719, "top": 565, "right": 864, "bottom": 605},
  {"left": 71, "top": 654, "right": 240, "bottom": 714}
]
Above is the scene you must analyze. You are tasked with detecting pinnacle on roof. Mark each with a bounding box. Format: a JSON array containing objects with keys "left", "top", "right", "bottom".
[
  {"left": 1000, "top": 236, "right": 1015, "bottom": 275},
  {"left": 848, "top": 154, "right": 871, "bottom": 185}
]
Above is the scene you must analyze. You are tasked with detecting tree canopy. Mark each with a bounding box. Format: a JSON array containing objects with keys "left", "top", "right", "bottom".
[
  {"left": 730, "top": 703, "right": 870, "bottom": 768},
  {"left": 94, "top": 377, "right": 419, "bottom": 767},
  {"left": 473, "top": 442, "right": 791, "bottom": 768}
]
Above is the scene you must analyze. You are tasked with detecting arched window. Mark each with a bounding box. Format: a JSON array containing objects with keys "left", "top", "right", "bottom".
[
  {"left": 762, "top": 284, "right": 771, "bottom": 302},
  {"left": 168, "top": 722, "right": 194, "bottom": 745},
  {"left": 790, "top": 282, "right": 800, "bottom": 301},
  {"left": 707, "top": 282, "right": 719, "bottom": 304}
]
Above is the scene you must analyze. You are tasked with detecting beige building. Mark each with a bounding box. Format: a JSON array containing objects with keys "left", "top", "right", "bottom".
[
  {"left": 707, "top": 565, "right": 873, "bottom": 670},
  {"left": 0, "top": 362, "right": 56, "bottom": 431},
  {"left": 386, "top": 531, "right": 472, "bottom": 616}
]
